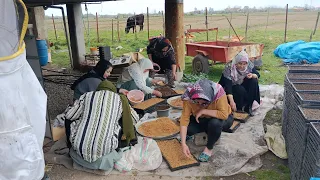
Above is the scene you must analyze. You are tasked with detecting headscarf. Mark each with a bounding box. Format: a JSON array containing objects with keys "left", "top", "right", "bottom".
[
  {"left": 128, "top": 58, "right": 154, "bottom": 82},
  {"left": 153, "top": 37, "right": 174, "bottom": 57},
  {"left": 71, "top": 60, "right": 112, "bottom": 90},
  {"left": 222, "top": 50, "right": 254, "bottom": 85},
  {"left": 181, "top": 79, "right": 226, "bottom": 103},
  {"left": 96, "top": 81, "right": 136, "bottom": 145}
]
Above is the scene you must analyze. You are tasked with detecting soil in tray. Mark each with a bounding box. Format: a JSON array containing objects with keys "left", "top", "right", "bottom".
[
  {"left": 157, "top": 139, "right": 198, "bottom": 169},
  {"left": 294, "top": 84, "right": 320, "bottom": 91},
  {"left": 155, "top": 86, "right": 178, "bottom": 97},
  {"left": 233, "top": 112, "right": 249, "bottom": 120},
  {"left": 299, "top": 93, "right": 320, "bottom": 101},
  {"left": 138, "top": 117, "right": 179, "bottom": 137},
  {"left": 313, "top": 123, "right": 320, "bottom": 132},
  {"left": 133, "top": 98, "right": 164, "bottom": 110},
  {"left": 291, "top": 79, "right": 320, "bottom": 83},
  {"left": 301, "top": 108, "right": 320, "bottom": 120},
  {"left": 288, "top": 73, "right": 320, "bottom": 79}
]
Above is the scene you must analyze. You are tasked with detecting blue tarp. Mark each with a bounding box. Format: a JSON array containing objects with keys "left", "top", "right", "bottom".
[{"left": 274, "top": 40, "right": 320, "bottom": 64}]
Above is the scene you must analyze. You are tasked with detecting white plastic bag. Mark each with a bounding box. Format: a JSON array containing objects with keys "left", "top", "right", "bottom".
[{"left": 114, "top": 137, "right": 162, "bottom": 172}]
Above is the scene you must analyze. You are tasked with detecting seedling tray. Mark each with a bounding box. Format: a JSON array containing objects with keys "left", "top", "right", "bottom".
[
  {"left": 288, "top": 65, "right": 320, "bottom": 73},
  {"left": 233, "top": 112, "right": 250, "bottom": 123},
  {"left": 155, "top": 85, "right": 178, "bottom": 98},
  {"left": 133, "top": 98, "right": 165, "bottom": 115}
]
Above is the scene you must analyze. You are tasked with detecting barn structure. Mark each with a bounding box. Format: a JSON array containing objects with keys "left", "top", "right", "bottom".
[{"left": 23, "top": 0, "right": 185, "bottom": 70}]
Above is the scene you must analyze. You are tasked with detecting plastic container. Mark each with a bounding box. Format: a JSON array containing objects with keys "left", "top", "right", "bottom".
[
  {"left": 90, "top": 47, "right": 99, "bottom": 55},
  {"left": 36, "top": 39, "right": 48, "bottom": 66},
  {"left": 156, "top": 105, "right": 171, "bottom": 117},
  {"left": 127, "top": 90, "right": 144, "bottom": 105}
]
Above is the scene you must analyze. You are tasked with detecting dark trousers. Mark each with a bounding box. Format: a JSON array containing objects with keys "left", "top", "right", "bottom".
[
  {"left": 187, "top": 115, "right": 234, "bottom": 149},
  {"left": 232, "top": 78, "right": 260, "bottom": 111}
]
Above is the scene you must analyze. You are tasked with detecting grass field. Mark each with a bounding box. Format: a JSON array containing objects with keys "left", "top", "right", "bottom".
[{"left": 47, "top": 11, "right": 320, "bottom": 84}]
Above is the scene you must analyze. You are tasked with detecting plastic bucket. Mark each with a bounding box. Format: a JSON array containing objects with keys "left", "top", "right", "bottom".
[
  {"left": 127, "top": 90, "right": 144, "bottom": 105},
  {"left": 90, "top": 47, "right": 99, "bottom": 55},
  {"left": 36, "top": 39, "right": 48, "bottom": 66}
]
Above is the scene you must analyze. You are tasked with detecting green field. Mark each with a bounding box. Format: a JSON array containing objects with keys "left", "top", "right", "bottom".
[{"left": 47, "top": 12, "right": 320, "bottom": 85}]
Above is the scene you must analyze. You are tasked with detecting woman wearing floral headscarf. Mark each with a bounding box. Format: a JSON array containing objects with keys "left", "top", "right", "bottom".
[
  {"left": 179, "top": 79, "right": 233, "bottom": 162},
  {"left": 219, "top": 50, "right": 260, "bottom": 116},
  {"left": 147, "top": 36, "right": 176, "bottom": 86}
]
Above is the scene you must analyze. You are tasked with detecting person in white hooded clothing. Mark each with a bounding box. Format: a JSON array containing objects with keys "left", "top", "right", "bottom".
[{"left": 118, "top": 58, "right": 162, "bottom": 98}]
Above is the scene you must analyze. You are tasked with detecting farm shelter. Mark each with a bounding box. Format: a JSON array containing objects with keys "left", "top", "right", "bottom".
[{"left": 23, "top": 0, "right": 185, "bottom": 70}]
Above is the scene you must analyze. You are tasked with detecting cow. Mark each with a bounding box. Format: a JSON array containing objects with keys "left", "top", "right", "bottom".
[{"left": 125, "top": 14, "right": 144, "bottom": 34}]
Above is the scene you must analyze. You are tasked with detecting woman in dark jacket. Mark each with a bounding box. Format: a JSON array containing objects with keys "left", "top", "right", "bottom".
[
  {"left": 71, "top": 60, "right": 127, "bottom": 100},
  {"left": 147, "top": 36, "right": 176, "bottom": 86},
  {"left": 219, "top": 50, "right": 260, "bottom": 116}
]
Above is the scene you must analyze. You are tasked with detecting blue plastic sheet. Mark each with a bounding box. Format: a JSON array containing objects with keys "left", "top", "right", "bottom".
[{"left": 274, "top": 40, "right": 320, "bottom": 64}]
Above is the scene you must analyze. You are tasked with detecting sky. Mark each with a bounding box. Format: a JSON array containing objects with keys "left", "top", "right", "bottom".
[{"left": 45, "top": 0, "right": 320, "bottom": 16}]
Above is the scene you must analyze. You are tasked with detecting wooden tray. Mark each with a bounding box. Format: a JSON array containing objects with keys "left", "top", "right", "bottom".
[
  {"left": 156, "top": 139, "right": 200, "bottom": 171},
  {"left": 133, "top": 98, "right": 165, "bottom": 115},
  {"left": 155, "top": 86, "right": 178, "bottom": 98}
]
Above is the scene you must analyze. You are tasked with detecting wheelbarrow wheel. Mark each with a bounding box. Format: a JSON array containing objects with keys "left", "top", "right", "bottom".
[{"left": 192, "top": 54, "right": 209, "bottom": 74}]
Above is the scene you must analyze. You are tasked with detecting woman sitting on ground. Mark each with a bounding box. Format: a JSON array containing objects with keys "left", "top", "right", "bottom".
[
  {"left": 64, "top": 80, "right": 138, "bottom": 171},
  {"left": 219, "top": 50, "right": 260, "bottom": 116},
  {"left": 71, "top": 60, "right": 128, "bottom": 100},
  {"left": 180, "top": 79, "right": 233, "bottom": 162},
  {"left": 118, "top": 58, "right": 162, "bottom": 98}
]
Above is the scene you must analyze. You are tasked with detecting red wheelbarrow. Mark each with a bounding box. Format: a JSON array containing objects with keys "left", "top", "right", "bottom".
[{"left": 185, "top": 28, "right": 264, "bottom": 73}]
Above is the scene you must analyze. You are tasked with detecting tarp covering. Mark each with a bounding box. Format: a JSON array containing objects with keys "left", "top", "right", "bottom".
[
  {"left": 274, "top": 40, "right": 320, "bottom": 64},
  {"left": 0, "top": 0, "right": 46, "bottom": 179}
]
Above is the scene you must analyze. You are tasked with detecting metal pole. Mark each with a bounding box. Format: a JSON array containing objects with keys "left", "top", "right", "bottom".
[
  {"left": 147, "top": 7, "right": 150, "bottom": 39},
  {"left": 96, "top": 12, "right": 100, "bottom": 43},
  {"left": 225, "top": 16, "right": 241, "bottom": 42},
  {"left": 245, "top": 11, "right": 249, "bottom": 42},
  {"left": 51, "top": 14, "right": 58, "bottom": 40},
  {"left": 264, "top": 8, "right": 270, "bottom": 39},
  {"left": 284, "top": 4, "right": 288, "bottom": 43},
  {"left": 117, "top": 16, "right": 120, "bottom": 42},
  {"left": 112, "top": 19, "right": 114, "bottom": 43},
  {"left": 162, "top": 11, "right": 165, "bottom": 35},
  {"left": 228, "top": 12, "right": 233, "bottom": 42},
  {"left": 205, "top": 7, "right": 208, "bottom": 41},
  {"left": 313, "top": 12, "right": 320, "bottom": 35}
]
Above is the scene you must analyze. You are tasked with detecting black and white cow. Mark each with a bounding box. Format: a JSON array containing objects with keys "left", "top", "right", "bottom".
[{"left": 125, "top": 14, "right": 144, "bottom": 34}]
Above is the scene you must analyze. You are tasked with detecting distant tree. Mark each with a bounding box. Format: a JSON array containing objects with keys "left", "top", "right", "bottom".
[{"left": 194, "top": 7, "right": 198, "bottom": 12}]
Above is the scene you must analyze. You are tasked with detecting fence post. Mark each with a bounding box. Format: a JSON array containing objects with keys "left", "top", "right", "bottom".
[
  {"left": 284, "top": 4, "right": 288, "bottom": 43},
  {"left": 96, "top": 12, "right": 100, "bottom": 43},
  {"left": 245, "top": 11, "right": 249, "bottom": 42},
  {"left": 51, "top": 14, "right": 57, "bottom": 40},
  {"left": 264, "top": 8, "right": 270, "bottom": 39},
  {"left": 134, "top": 12, "right": 137, "bottom": 39},
  {"left": 313, "top": 12, "right": 320, "bottom": 35},
  {"left": 205, "top": 7, "right": 208, "bottom": 41},
  {"left": 147, "top": 7, "right": 150, "bottom": 39},
  {"left": 112, "top": 19, "right": 114, "bottom": 43},
  {"left": 117, "top": 15, "right": 120, "bottom": 42},
  {"left": 162, "top": 11, "right": 165, "bottom": 35}
]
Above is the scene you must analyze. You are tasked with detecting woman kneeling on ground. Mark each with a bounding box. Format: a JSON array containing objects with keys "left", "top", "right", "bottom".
[
  {"left": 180, "top": 79, "right": 233, "bottom": 162},
  {"left": 118, "top": 58, "right": 162, "bottom": 98},
  {"left": 219, "top": 50, "right": 261, "bottom": 116},
  {"left": 64, "top": 80, "right": 138, "bottom": 171}
]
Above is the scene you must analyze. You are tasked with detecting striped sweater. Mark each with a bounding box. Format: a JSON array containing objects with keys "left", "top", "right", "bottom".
[{"left": 65, "top": 90, "right": 139, "bottom": 163}]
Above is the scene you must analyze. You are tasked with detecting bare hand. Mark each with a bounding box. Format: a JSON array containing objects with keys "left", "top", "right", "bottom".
[
  {"left": 230, "top": 101, "right": 237, "bottom": 112},
  {"left": 195, "top": 109, "right": 206, "bottom": 123},
  {"left": 247, "top": 73, "right": 253, "bottom": 79},
  {"left": 173, "top": 72, "right": 177, "bottom": 81},
  {"left": 153, "top": 90, "right": 162, "bottom": 97},
  {"left": 119, "top": 89, "right": 129, "bottom": 95},
  {"left": 182, "top": 144, "right": 191, "bottom": 158}
]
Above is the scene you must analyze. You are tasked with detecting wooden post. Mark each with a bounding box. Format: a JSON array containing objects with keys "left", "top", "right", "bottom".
[
  {"left": 245, "top": 11, "right": 249, "bottom": 42},
  {"left": 96, "top": 12, "right": 100, "bottom": 43},
  {"left": 313, "top": 12, "right": 320, "bottom": 35},
  {"left": 264, "top": 8, "right": 270, "bottom": 39},
  {"left": 112, "top": 19, "right": 114, "bottom": 43},
  {"left": 134, "top": 12, "right": 137, "bottom": 39},
  {"left": 284, "top": 4, "right": 288, "bottom": 43},
  {"left": 162, "top": 11, "right": 165, "bottom": 35},
  {"left": 52, "top": 14, "right": 58, "bottom": 40},
  {"left": 117, "top": 16, "right": 120, "bottom": 42},
  {"left": 205, "top": 7, "right": 208, "bottom": 41},
  {"left": 147, "top": 7, "right": 150, "bottom": 39},
  {"left": 310, "top": 30, "right": 313, "bottom": 42}
]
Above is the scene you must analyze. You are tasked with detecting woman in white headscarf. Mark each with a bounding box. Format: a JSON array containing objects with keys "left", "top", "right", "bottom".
[
  {"left": 118, "top": 58, "right": 162, "bottom": 97},
  {"left": 219, "top": 50, "right": 260, "bottom": 116}
]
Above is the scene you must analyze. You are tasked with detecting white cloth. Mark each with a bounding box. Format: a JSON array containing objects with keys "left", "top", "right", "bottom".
[
  {"left": 264, "top": 123, "right": 288, "bottom": 159},
  {"left": 0, "top": 1, "right": 46, "bottom": 180}
]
